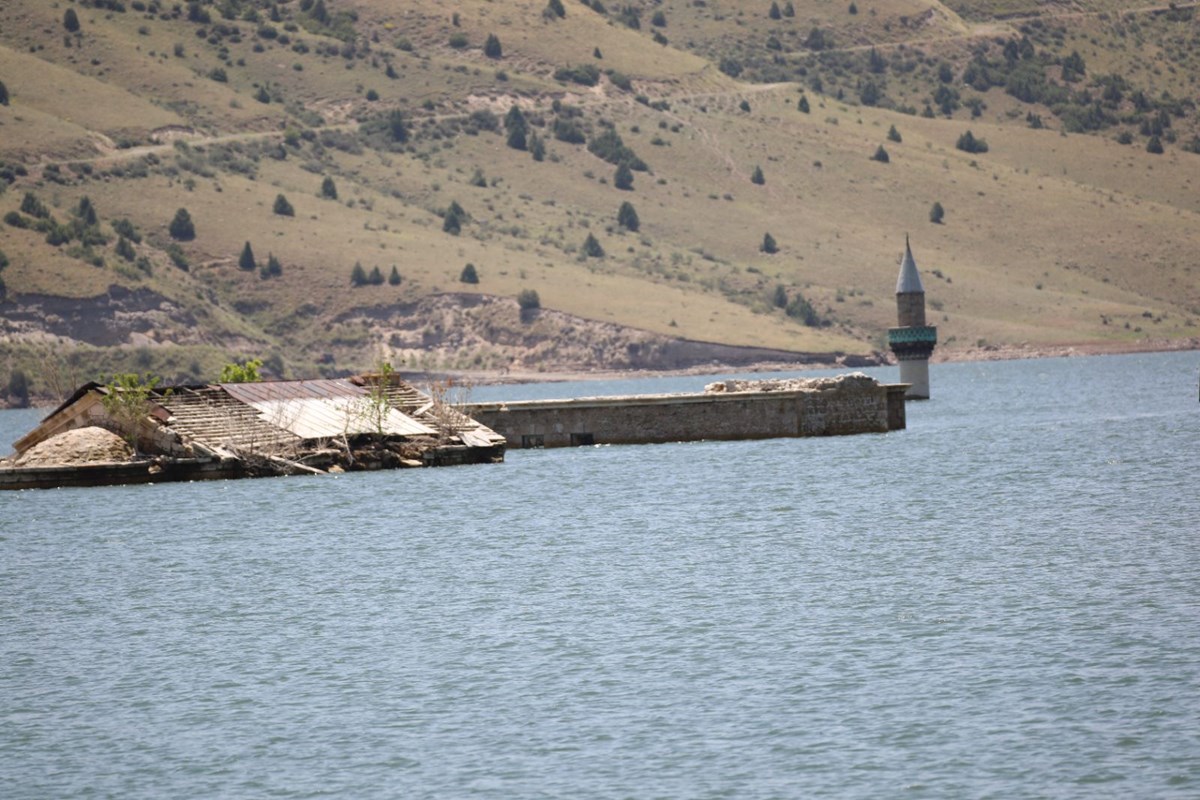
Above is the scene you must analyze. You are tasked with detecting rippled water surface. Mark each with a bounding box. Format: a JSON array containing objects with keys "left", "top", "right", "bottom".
[{"left": 3, "top": 353, "right": 1199, "bottom": 798}]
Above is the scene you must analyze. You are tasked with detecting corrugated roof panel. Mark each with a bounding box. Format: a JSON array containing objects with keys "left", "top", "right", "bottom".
[
  {"left": 221, "top": 379, "right": 364, "bottom": 405},
  {"left": 247, "top": 396, "right": 437, "bottom": 439}
]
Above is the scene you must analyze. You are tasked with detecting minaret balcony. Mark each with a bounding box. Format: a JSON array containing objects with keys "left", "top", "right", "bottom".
[{"left": 887, "top": 325, "right": 938, "bottom": 345}]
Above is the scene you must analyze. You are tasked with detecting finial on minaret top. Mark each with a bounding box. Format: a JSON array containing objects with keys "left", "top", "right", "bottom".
[{"left": 896, "top": 233, "right": 924, "bottom": 295}]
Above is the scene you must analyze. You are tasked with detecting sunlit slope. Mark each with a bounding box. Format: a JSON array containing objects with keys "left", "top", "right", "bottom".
[{"left": 1, "top": 0, "right": 1198, "bottom": 390}]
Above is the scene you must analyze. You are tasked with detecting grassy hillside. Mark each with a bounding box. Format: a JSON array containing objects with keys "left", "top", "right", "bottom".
[{"left": 1, "top": 0, "right": 1198, "bottom": 403}]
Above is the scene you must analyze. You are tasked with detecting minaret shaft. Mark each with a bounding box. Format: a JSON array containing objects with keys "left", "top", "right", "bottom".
[{"left": 887, "top": 238, "right": 936, "bottom": 400}]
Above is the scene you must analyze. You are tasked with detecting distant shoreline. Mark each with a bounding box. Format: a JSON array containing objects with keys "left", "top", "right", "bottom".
[
  {"left": 435, "top": 337, "right": 1200, "bottom": 388},
  {"left": 5, "top": 338, "right": 1196, "bottom": 409}
]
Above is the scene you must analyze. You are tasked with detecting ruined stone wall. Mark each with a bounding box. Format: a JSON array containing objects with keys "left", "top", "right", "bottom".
[{"left": 467, "top": 377, "right": 901, "bottom": 449}]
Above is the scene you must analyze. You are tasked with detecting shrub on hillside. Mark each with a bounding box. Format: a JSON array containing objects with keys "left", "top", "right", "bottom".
[
  {"left": 169, "top": 208, "right": 195, "bottom": 240},
  {"left": 273, "top": 194, "right": 295, "bottom": 216},
  {"left": 930, "top": 202, "right": 945, "bottom": 224},
  {"left": 617, "top": 201, "right": 639, "bottom": 232},
  {"left": 460, "top": 263, "right": 479, "bottom": 284},
  {"left": 587, "top": 128, "right": 647, "bottom": 170},
  {"left": 517, "top": 288, "right": 541, "bottom": 310},
  {"left": 554, "top": 64, "right": 600, "bottom": 87},
  {"left": 761, "top": 232, "right": 778, "bottom": 254},
  {"left": 955, "top": 130, "right": 989, "bottom": 154},
  {"left": 872, "top": 145, "right": 890, "bottom": 163},
  {"left": 614, "top": 163, "right": 634, "bottom": 190},
  {"left": 553, "top": 118, "right": 586, "bottom": 145},
  {"left": 484, "top": 34, "right": 502, "bottom": 58},
  {"left": 582, "top": 233, "right": 605, "bottom": 258}
]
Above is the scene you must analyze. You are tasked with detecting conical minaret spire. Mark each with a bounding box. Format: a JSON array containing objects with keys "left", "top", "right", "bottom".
[{"left": 887, "top": 236, "right": 937, "bottom": 399}]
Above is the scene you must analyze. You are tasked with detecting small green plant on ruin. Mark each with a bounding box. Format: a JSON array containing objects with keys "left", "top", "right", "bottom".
[
  {"left": 100, "top": 373, "right": 165, "bottom": 454},
  {"left": 220, "top": 358, "right": 263, "bottom": 383}
]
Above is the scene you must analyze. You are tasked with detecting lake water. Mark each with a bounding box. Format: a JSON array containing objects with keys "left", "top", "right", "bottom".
[{"left": 2, "top": 352, "right": 1199, "bottom": 798}]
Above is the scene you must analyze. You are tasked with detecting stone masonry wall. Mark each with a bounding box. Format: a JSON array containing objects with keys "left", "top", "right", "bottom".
[{"left": 466, "top": 375, "right": 901, "bottom": 449}]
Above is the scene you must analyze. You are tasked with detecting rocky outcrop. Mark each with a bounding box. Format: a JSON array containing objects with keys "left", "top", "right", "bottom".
[
  {"left": 705, "top": 372, "right": 879, "bottom": 393},
  {"left": 0, "top": 285, "right": 201, "bottom": 347},
  {"left": 338, "top": 293, "right": 881, "bottom": 373}
]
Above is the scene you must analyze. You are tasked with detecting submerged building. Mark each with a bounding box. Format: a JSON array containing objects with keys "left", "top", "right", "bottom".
[
  {"left": 887, "top": 237, "right": 937, "bottom": 399},
  {"left": 1, "top": 375, "right": 506, "bottom": 489}
]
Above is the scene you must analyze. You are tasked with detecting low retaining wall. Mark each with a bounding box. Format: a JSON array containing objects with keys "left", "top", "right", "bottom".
[{"left": 466, "top": 375, "right": 907, "bottom": 449}]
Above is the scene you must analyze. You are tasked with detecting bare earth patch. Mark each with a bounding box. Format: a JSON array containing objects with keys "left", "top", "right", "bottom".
[{"left": 14, "top": 427, "right": 133, "bottom": 467}]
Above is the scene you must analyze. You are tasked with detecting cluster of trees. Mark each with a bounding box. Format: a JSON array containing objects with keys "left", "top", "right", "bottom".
[
  {"left": 772, "top": 285, "right": 821, "bottom": 327},
  {"left": 768, "top": 2, "right": 797, "bottom": 19},
  {"left": 351, "top": 262, "right": 402, "bottom": 287},
  {"left": 5, "top": 194, "right": 114, "bottom": 267},
  {"left": 238, "top": 242, "right": 283, "bottom": 279}
]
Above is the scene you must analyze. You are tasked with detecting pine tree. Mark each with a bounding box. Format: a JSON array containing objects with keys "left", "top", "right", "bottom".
[
  {"left": 504, "top": 106, "right": 528, "bottom": 150},
  {"left": 388, "top": 109, "right": 409, "bottom": 143},
  {"left": 115, "top": 236, "right": 136, "bottom": 261},
  {"left": 530, "top": 134, "right": 546, "bottom": 162},
  {"left": 614, "top": 163, "right": 634, "bottom": 190},
  {"left": 63, "top": 8, "right": 81, "bottom": 32},
  {"left": 930, "top": 202, "right": 945, "bottom": 224},
  {"left": 273, "top": 194, "right": 295, "bottom": 216},
  {"left": 443, "top": 208, "right": 462, "bottom": 235},
  {"left": 460, "top": 263, "right": 480, "bottom": 284},
  {"left": 872, "top": 145, "right": 890, "bottom": 163},
  {"left": 888, "top": 125, "right": 902, "bottom": 143},
  {"left": 751, "top": 165, "right": 765, "bottom": 185},
  {"left": 169, "top": 208, "right": 195, "bottom": 241},
  {"left": 368, "top": 266, "right": 384, "bottom": 285},
  {"left": 0, "top": 80, "right": 9, "bottom": 107},
  {"left": 388, "top": 266, "right": 402, "bottom": 286},
  {"left": 617, "top": 201, "right": 639, "bottom": 232},
  {"left": 239, "top": 241, "right": 257, "bottom": 271},
  {"left": 761, "top": 232, "right": 778, "bottom": 254},
  {"left": 546, "top": 0, "right": 566, "bottom": 18},
  {"left": 266, "top": 253, "right": 283, "bottom": 277},
  {"left": 351, "top": 261, "right": 368, "bottom": 286},
  {"left": 798, "top": 95, "right": 810, "bottom": 114},
  {"left": 769, "top": 2, "right": 782, "bottom": 20},
  {"left": 773, "top": 284, "right": 788, "bottom": 308},
  {"left": 320, "top": 176, "right": 338, "bottom": 199},
  {"left": 582, "top": 233, "right": 605, "bottom": 258},
  {"left": 76, "top": 197, "right": 98, "bottom": 227},
  {"left": 484, "top": 34, "right": 502, "bottom": 59}
]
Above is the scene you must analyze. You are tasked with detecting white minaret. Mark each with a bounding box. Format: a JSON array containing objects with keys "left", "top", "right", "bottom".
[{"left": 887, "top": 237, "right": 937, "bottom": 399}]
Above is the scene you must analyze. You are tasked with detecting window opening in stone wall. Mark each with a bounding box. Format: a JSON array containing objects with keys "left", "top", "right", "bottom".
[
  {"left": 521, "top": 434, "right": 545, "bottom": 449},
  {"left": 570, "top": 432, "right": 595, "bottom": 447}
]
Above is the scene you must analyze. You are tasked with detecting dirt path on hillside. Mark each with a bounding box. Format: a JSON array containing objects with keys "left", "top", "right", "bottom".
[
  {"left": 20, "top": 1, "right": 1194, "bottom": 173},
  {"left": 805, "top": 0, "right": 1199, "bottom": 57}
]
